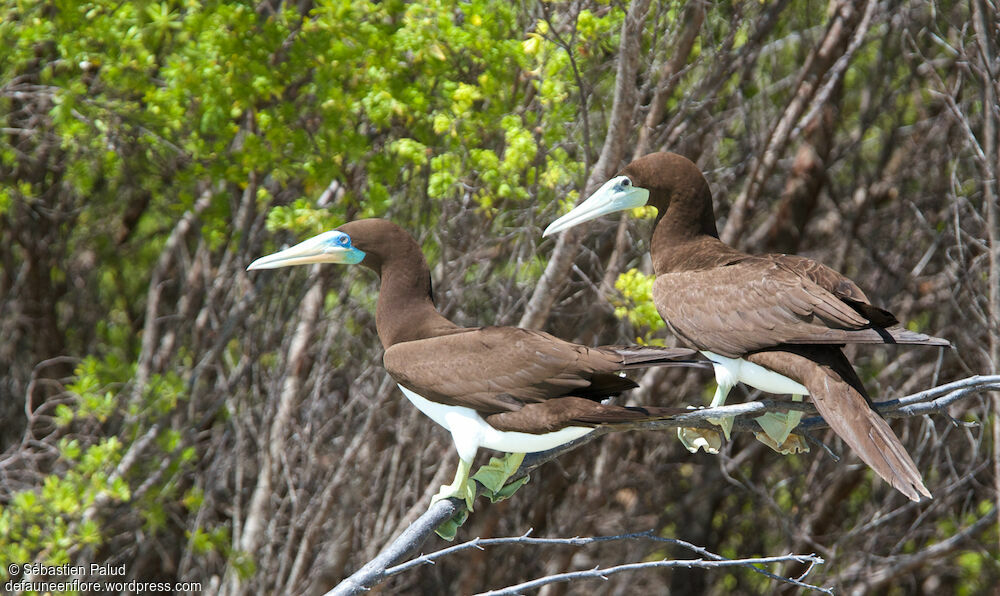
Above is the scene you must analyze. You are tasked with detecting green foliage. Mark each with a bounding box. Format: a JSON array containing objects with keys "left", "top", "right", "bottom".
[
  {"left": 273, "top": 0, "right": 584, "bottom": 227},
  {"left": 0, "top": 354, "right": 201, "bottom": 579},
  {"left": 613, "top": 268, "right": 665, "bottom": 339},
  {"left": 0, "top": 436, "right": 126, "bottom": 577},
  {"left": 3, "top": 0, "right": 991, "bottom": 592}
]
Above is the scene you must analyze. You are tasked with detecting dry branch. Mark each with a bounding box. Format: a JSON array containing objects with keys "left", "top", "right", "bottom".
[
  {"left": 474, "top": 552, "right": 830, "bottom": 596},
  {"left": 721, "top": 0, "right": 874, "bottom": 245},
  {"left": 391, "top": 530, "right": 829, "bottom": 594},
  {"left": 326, "top": 373, "right": 994, "bottom": 595}
]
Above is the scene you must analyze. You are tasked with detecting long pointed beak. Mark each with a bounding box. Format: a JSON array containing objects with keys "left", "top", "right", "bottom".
[
  {"left": 247, "top": 231, "right": 364, "bottom": 270},
  {"left": 543, "top": 176, "right": 650, "bottom": 237}
]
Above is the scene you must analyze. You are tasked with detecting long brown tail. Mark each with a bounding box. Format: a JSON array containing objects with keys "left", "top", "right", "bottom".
[
  {"left": 747, "top": 346, "right": 931, "bottom": 501},
  {"left": 788, "top": 326, "right": 951, "bottom": 347}
]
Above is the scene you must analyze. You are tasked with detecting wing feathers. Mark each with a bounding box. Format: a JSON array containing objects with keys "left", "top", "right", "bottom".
[
  {"left": 485, "top": 397, "right": 685, "bottom": 434},
  {"left": 598, "top": 345, "right": 703, "bottom": 368},
  {"left": 653, "top": 258, "right": 948, "bottom": 356},
  {"left": 383, "top": 327, "right": 702, "bottom": 421}
]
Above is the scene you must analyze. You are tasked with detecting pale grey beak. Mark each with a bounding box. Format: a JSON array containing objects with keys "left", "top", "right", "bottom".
[
  {"left": 247, "top": 231, "right": 365, "bottom": 270},
  {"left": 543, "top": 176, "right": 650, "bottom": 237}
]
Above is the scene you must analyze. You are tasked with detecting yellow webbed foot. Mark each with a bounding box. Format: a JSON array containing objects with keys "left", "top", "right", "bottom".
[
  {"left": 677, "top": 427, "right": 723, "bottom": 454},
  {"left": 471, "top": 452, "right": 529, "bottom": 503},
  {"left": 432, "top": 458, "right": 476, "bottom": 541},
  {"left": 431, "top": 458, "right": 476, "bottom": 511},
  {"left": 754, "top": 431, "right": 810, "bottom": 455},
  {"left": 706, "top": 414, "right": 734, "bottom": 440},
  {"left": 753, "top": 395, "right": 805, "bottom": 453}
]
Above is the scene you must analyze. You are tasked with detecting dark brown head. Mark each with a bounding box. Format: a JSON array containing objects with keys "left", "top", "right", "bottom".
[
  {"left": 248, "top": 218, "right": 449, "bottom": 348},
  {"left": 334, "top": 218, "right": 426, "bottom": 277},
  {"left": 543, "top": 152, "right": 718, "bottom": 239}
]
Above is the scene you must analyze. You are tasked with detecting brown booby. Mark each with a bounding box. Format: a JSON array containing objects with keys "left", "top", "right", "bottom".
[
  {"left": 544, "top": 152, "right": 949, "bottom": 501},
  {"left": 248, "top": 218, "right": 705, "bottom": 516}
]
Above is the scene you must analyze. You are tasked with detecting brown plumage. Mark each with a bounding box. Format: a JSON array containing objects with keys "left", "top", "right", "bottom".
[
  {"left": 340, "top": 218, "right": 701, "bottom": 434},
  {"left": 250, "top": 218, "right": 708, "bottom": 514},
  {"left": 619, "top": 152, "right": 948, "bottom": 501}
]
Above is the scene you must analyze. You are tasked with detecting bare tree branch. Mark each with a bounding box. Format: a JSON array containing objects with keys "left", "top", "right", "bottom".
[
  {"left": 475, "top": 552, "right": 831, "bottom": 596},
  {"left": 633, "top": 0, "right": 705, "bottom": 160},
  {"left": 391, "top": 529, "right": 829, "bottom": 594},
  {"left": 722, "top": 0, "right": 875, "bottom": 245},
  {"left": 325, "top": 373, "right": 993, "bottom": 595},
  {"left": 326, "top": 499, "right": 462, "bottom": 596}
]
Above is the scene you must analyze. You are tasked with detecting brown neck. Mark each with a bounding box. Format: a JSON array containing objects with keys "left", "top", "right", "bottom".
[
  {"left": 650, "top": 188, "right": 757, "bottom": 276},
  {"left": 366, "top": 250, "right": 459, "bottom": 350},
  {"left": 653, "top": 187, "right": 718, "bottom": 239},
  {"left": 650, "top": 180, "right": 726, "bottom": 274}
]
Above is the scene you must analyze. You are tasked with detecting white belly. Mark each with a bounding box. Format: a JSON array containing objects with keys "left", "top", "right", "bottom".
[
  {"left": 397, "top": 385, "right": 594, "bottom": 462},
  {"left": 701, "top": 351, "right": 809, "bottom": 395}
]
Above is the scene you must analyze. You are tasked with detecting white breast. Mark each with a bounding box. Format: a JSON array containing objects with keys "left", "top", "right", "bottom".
[
  {"left": 701, "top": 351, "right": 809, "bottom": 395},
  {"left": 397, "top": 385, "right": 594, "bottom": 461}
]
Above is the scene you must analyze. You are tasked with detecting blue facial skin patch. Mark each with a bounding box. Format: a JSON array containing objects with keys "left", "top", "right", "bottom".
[{"left": 327, "top": 231, "right": 366, "bottom": 264}]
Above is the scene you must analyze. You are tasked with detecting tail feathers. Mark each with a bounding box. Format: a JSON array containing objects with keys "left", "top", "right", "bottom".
[
  {"left": 841, "top": 298, "right": 899, "bottom": 328},
  {"left": 788, "top": 326, "right": 951, "bottom": 347},
  {"left": 602, "top": 345, "right": 710, "bottom": 369},
  {"left": 811, "top": 376, "right": 931, "bottom": 501},
  {"left": 747, "top": 347, "right": 931, "bottom": 501},
  {"left": 863, "top": 409, "right": 933, "bottom": 501}
]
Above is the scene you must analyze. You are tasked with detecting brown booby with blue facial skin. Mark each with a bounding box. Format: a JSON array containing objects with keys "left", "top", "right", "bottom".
[
  {"left": 248, "top": 218, "right": 705, "bottom": 516},
  {"left": 544, "top": 152, "right": 950, "bottom": 501}
]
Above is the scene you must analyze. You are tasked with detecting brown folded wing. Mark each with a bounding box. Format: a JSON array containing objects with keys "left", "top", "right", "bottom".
[
  {"left": 653, "top": 257, "right": 900, "bottom": 358},
  {"left": 382, "top": 326, "right": 638, "bottom": 415}
]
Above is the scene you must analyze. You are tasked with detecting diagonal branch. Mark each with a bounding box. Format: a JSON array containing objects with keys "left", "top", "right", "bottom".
[
  {"left": 326, "top": 373, "right": 993, "bottom": 595},
  {"left": 721, "top": 0, "right": 876, "bottom": 245},
  {"left": 633, "top": 0, "right": 705, "bottom": 159}
]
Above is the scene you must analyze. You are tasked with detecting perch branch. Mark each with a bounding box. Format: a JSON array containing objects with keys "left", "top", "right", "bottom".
[{"left": 327, "top": 374, "right": 994, "bottom": 595}]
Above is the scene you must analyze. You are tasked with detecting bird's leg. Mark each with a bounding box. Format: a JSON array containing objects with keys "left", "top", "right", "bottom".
[
  {"left": 431, "top": 458, "right": 476, "bottom": 541},
  {"left": 753, "top": 394, "right": 809, "bottom": 454},
  {"left": 705, "top": 381, "right": 736, "bottom": 438},
  {"left": 433, "top": 454, "right": 530, "bottom": 541},
  {"left": 471, "top": 452, "right": 529, "bottom": 503},
  {"left": 431, "top": 457, "right": 476, "bottom": 512},
  {"left": 678, "top": 381, "right": 733, "bottom": 453}
]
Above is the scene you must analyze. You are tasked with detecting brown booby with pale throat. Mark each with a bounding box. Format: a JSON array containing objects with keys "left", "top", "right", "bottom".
[
  {"left": 544, "top": 152, "right": 949, "bottom": 501},
  {"left": 248, "top": 218, "right": 705, "bottom": 518}
]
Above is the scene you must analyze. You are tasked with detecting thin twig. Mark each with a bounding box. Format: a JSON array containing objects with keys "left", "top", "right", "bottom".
[
  {"left": 475, "top": 553, "right": 831, "bottom": 596},
  {"left": 327, "top": 374, "right": 992, "bottom": 595},
  {"left": 390, "top": 529, "right": 829, "bottom": 593}
]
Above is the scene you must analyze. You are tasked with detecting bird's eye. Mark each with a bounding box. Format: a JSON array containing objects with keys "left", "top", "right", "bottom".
[
  {"left": 621, "top": 178, "right": 631, "bottom": 187},
  {"left": 337, "top": 235, "right": 351, "bottom": 247}
]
